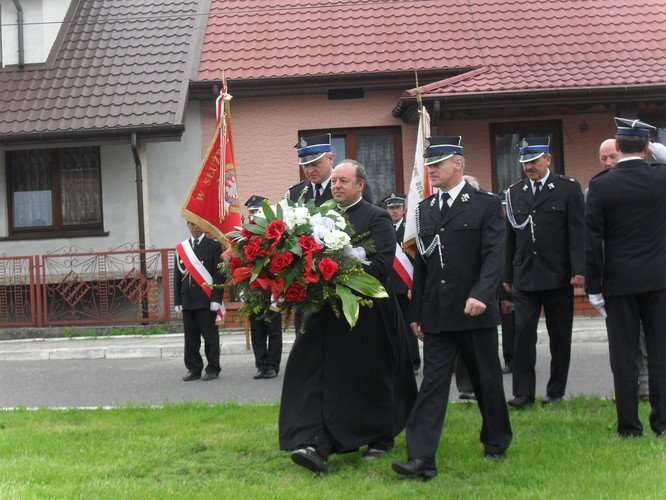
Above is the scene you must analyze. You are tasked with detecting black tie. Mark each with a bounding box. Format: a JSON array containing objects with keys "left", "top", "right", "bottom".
[
  {"left": 534, "top": 181, "right": 542, "bottom": 198},
  {"left": 440, "top": 193, "right": 450, "bottom": 218},
  {"left": 192, "top": 238, "right": 199, "bottom": 251},
  {"left": 314, "top": 183, "right": 322, "bottom": 205}
]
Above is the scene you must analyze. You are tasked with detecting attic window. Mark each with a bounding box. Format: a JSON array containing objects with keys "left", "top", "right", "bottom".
[{"left": 328, "top": 88, "right": 364, "bottom": 100}]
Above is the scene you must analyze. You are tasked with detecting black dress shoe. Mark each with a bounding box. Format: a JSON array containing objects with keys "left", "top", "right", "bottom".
[
  {"left": 507, "top": 395, "right": 535, "bottom": 409},
  {"left": 391, "top": 459, "right": 437, "bottom": 480},
  {"left": 202, "top": 372, "right": 219, "bottom": 381},
  {"left": 542, "top": 395, "right": 563, "bottom": 405},
  {"left": 182, "top": 371, "right": 201, "bottom": 382},
  {"left": 263, "top": 368, "right": 278, "bottom": 379},
  {"left": 484, "top": 451, "right": 507, "bottom": 462},
  {"left": 253, "top": 369, "right": 265, "bottom": 380},
  {"left": 291, "top": 447, "right": 327, "bottom": 473}
]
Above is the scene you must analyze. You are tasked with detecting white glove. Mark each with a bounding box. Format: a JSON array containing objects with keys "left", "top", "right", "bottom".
[
  {"left": 174, "top": 305, "right": 182, "bottom": 313},
  {"left": 649, "top": 142, "right": 666, "bottom": 164},
  {"left": 588, "top": 293, "right": 607, "bottom": 318},
  {"left": 210, "top": 302, "right": 223, "bottom": 312}
]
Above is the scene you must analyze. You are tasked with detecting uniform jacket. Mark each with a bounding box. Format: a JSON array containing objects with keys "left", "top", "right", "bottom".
[
  {"left": 413, "top": 181, "right": 504, "bottom": 333},
  {"left": 286, "top": 179, "right": 333, "bottom": 205},
  {"left": 173, "top": 236, "right": 224, "bottom": 310},
  {"left": 585, "top": 159, "right": 666, "bottom": 297},
  {"left": 504, "top": 173, "right": 584, "bottom": 291}
]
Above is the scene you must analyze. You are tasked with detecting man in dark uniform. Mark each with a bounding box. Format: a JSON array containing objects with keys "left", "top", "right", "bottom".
[
  {"left": 585, "top": 117, "right": 666, "bottom": 438},
  {"left": 244, "top": 195, "right": 283, "bottom": 380},
  {"left": 285, "top": 133, "right": 335, "bottom": 204},
  {"left": 173, "top": 221, "right": 224, "bottom": 381},
  {"left": 392, "top": 136, "right": 512, "bottom": 480},
  {"left": 503, "top": 137, "right": 585, "bottom": 408},
  {"left": 280, "top": 160, "right": 417, "bottom": 474},
  {"left": 383, "top": 192, "right": 421, "bottom": 372}
]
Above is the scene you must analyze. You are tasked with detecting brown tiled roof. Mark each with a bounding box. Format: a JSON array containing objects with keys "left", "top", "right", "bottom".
[
  {"left": 0, "top": 0, "right": 206, "bottom": 148},
  {"left": 198, "top": 0, "right": 666, "bottom": 96}
]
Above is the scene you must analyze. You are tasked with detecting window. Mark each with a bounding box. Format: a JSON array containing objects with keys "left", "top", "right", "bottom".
[
  {"left": 490, "top": 120, "right": 564, "bottom": 193},
  {"left": 7, "top": 147, "right": 103, "bottom": 235},
  {"left": 300, "top": 127, "right": 403, "bottom": 204}
]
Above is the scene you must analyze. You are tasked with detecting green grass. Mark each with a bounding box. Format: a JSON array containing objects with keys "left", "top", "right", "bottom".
[{"left": 0, "top": 398, "right": 663, "bottom": 498}]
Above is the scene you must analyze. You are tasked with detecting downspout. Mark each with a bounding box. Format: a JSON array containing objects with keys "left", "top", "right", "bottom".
[
  {"left": 131, "top": 133, "right": 149, "bottom": 321},
  {"left": 11, "top": 0, "right": 24, "bottom": 69}
]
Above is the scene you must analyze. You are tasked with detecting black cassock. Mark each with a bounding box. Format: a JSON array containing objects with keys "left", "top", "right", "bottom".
[{"left": 279, "top": 199, "right": 418, "bottom": 455}]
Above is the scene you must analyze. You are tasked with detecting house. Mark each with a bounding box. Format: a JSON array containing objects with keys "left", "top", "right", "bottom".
[{"left": 195, "top": 0, "right": 666, "bottom": 205}]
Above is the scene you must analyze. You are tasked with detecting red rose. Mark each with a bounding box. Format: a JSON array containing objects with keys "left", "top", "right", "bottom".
[
  {"left": 265, "top": 220, "right": 286, "bottom": 241},
  {"left": 319, "top": 258, "right": 339, "bottom": 281},
  {"left": 228, "top": 257, "right": 243, "bottom": 271},
  {"left": 240, "top": 227, "right": 252, "bottom": 239},
  {"left": 268, "top": 251, "right": 295, "bottom": 274},
  {"left": 299, "top": 235, "right": 323, "bottom": 255},
  {"left": 284, "top": 282, "right": 307, "bottom": 302},
  {"left": 243, "top": 236, "right": 262, "bottom": 261}
]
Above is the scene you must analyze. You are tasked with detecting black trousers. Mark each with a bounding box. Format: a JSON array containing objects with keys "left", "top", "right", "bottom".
[
  {"left": 182, "top": 308, "right": 220, "bottom": 375},
  {"left": 605, "top": 289, "right": 666, "bottom": 436},
  {"left": 396, "top": 293, "right": 421, "bottom": 370},
  {"left": 405, "top": 328, "right": 512, "bottom": 466},
  {"left": 512, "top": 286, "right": 573, "bottom": 399},
  {"left": 250, "top": 311, "right": 283, "bottom": 372}
]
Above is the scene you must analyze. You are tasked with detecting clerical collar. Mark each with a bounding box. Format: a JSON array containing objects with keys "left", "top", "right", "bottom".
[
  {"left": 441, "top": 178, "right": 466, "bottom": 204},
  {"left": 531, "top": 170, "right": 550, "bottom": 189},
  {"left": 338, "top": 196, "right": 363, "bottom": 212}
]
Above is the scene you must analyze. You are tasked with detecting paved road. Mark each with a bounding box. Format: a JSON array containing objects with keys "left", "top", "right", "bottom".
[{"left": 0, "top": 317, "right": 614, "bottom": 408}]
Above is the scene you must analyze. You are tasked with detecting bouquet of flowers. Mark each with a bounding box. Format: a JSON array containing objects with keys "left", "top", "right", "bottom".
[{"left": 221, "top": 198, "right": 388, "bottom": 330}]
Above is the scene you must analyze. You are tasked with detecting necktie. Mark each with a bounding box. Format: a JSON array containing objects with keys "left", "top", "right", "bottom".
[
  {"left": 440, "top": 193, "right": 450, "bottom": 218},
  {"left": 314, "top": 183, "right": 322, "bottom": 205},
  {"left": 192, "top": 238, "right": 199, "bottom": 251},
  {"left": 534, "top": 181, "right": 542, "bottom": 197}
]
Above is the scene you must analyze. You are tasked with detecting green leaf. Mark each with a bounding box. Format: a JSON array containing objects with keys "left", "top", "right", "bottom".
[
  {"left": 276, "top": 202, "right": 284, "bottom": 220},
  {"left": 250, "top": 257, "right": 269, "bottom": 281},
  {"left": 341, "top": 272, "right": 388, "bottom": 298},
  {"left": 261, "top": 201, "right": 276, "bottom": 223},
  {"left": 336, "top": 284, "right": 359, "bottom": 328},
  {"left": 243, "top": 224, "right": 266, "bottom": 235}
]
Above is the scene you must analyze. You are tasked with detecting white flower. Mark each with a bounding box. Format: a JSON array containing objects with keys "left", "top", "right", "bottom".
[
  {"left": 309, "top": 213, "right": 335, "bottom": 231},
  {"left": 323, "top": 229, "right": 351, "bottom": 250},
  {"left": 325, "top": 210, "right": 347, "bottom": 230},
  {"left": 285, "top": 206, "right": 310, "bottom": 231},
  {"left": 311, "top": 224, "right": 331, "bottom": 244},
  {"left": 346, "top": 246, "right": 370, "bottom": 264}
]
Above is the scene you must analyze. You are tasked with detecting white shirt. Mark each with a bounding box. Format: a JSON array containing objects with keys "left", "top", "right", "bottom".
[
  {"left": 439, "top": 179, "right": 466, "bottom": 209},
  {"left": 312, "top": 176, "right": 331, "bottom": 196},
  {"left": 191, "top": 234, "right": 204, "bottom": 247},
  {"left": 531, "top": 170, "right": 550, "bottom": 194},
  {"left": 393, "top": 217, "right": 404, "bottom": 231}
]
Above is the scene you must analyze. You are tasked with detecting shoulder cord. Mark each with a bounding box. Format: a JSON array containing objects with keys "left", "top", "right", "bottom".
[
  {"left": 415, "top": 204, "right": 445, "bottom": 268},
  {"left": 505, "top": 188, "right": 535, "bottom": 243}
]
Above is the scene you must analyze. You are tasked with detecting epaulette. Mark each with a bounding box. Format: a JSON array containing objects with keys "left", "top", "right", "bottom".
[
  {"left": 474, "top": 188, "right": 496, "bottom": 197},
  {"left": 288, "top": 179, "right": 308, "bottom": 190},
  {"left": 418, "top": 193, "right": 438, "bottom": 207},
  {"left": 507, "top": 179, "right": 525, "bottom": 190},
  {"left": 557, "top": 174, "right": 576, "bottom": 182}
]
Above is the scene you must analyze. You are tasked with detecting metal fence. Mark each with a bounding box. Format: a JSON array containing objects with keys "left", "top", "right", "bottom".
[{"left": 0, "top": 246, "right": 179, "bottom": 328}]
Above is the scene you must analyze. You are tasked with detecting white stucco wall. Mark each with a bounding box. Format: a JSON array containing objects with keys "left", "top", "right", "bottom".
[
  {"left": 147, "top": 100, "right": 203, "bottom": 249},
  {"left": 0, "top": 0, "right": 71, "bottom": 65}
]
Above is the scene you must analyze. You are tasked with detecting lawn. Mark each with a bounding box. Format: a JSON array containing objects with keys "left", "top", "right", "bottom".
[{"left": 0, "top": 398, "right": 663, "bottom": 498}]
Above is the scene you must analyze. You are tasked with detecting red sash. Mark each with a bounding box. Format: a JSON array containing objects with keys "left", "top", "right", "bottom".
[{"left": 176, "top": 239, "right": 225, "bottom": 320}]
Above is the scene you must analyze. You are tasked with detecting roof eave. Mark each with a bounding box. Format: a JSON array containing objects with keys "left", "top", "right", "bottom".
[
  {"left": 393, "top": 85, "right": 666, "bottom": 119},
  {"left": 0, "top": 124, "right": 185, "bottom": 151}
]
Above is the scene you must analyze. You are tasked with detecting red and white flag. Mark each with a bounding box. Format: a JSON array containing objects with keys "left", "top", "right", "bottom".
[
  {"left": 181, "top": 86, "right": 241, "bottom": 245},
  {"left": 402, "top": 106, "right": 432, "bottom": 258}
]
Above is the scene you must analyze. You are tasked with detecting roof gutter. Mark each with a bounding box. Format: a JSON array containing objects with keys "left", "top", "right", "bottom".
[
  {"left": 0, "top": 124, "right": 185, "bottom": 151},
  {"left": 393, "top": 85, "right": 666, "bottom": 118},
  {"left": 11, "top": 0, "right": 24, "bottom": 69}
]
